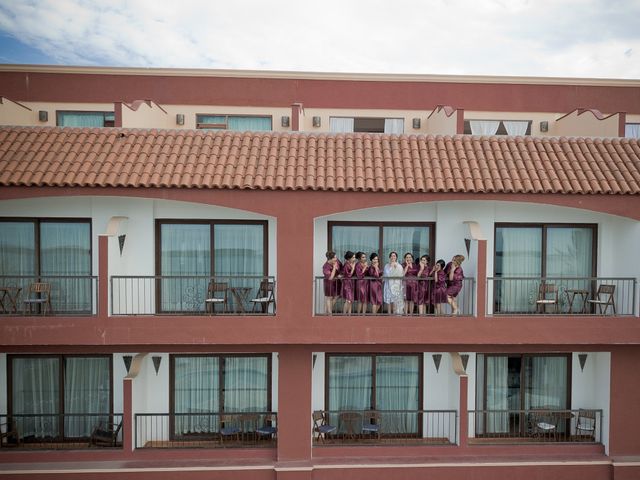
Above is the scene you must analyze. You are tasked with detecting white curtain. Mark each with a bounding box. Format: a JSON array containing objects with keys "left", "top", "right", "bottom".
[
  {"left": 503, "top": 121, "right": 529, "bottom": 136},
  {"left": 329, "top": 117, "right": 355, "bottom": 133},
  {"left": 470, "top": 120, "right": 500, "bottom": 135},
  {"left": 384, "top": 118, "right": 405, "bottom": 134},
  {"left": 224, "top": 357, "right": 269, "bottom": 412},
  {"left": 625, "top": 123, "right": 640, "bottom": 138},
  {"left": 382, "top": 226, "right": 430, "bottom": 259},
  {"left": 328, "top": 356, "right": 372, "bottom": 431},
  {"left": 526, "top": 356, "right": 567, "bottom": 410},
  {"left": 0, "top": 222, "right": 35, "bottom": 300},
  {"left": 331, "top": 226, "right": 379, "bottom": 258},
  {"left": 174, "top": 357, "right": 219, "bottom": 434},
  {"left": 486, "top": 356, "right": 508, "bottom": 433},
  {"left": 376, "top": 356, "right": 419, "bottom": 434},
  {"left": 12, "top": 357, "right": 60, "bottom": 438},
  {"left": 64, "top": 357, "right": 110, "bottom": 437}
]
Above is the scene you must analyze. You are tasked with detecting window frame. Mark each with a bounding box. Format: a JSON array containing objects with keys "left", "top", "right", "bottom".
[
  {"left": 328, "top": 221, "right": 435, "bottom": 263},
  {"left": 195, "top": 114, "right": 273, "bottom": 130},
  {"left": 55, "top": 110, "right": 115, "bottom": 127},
  {"left": 464, "top": 119, "right": 532, "bottom": 135},
  {"left": 328, "top": 116, "right": 405, "bottom": 133},
  {"left": 7, "top": 354, "right": 114, "bottom": 440},
  {"left": 493, "top": 222, "right": 597, "bottom": 278}
]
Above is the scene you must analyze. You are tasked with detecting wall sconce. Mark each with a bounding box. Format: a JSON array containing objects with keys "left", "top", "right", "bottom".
[
  {"left": 312, "top": 354, "right": 317, "bottom": 369},
  {"left": 118, "top": 234, "right": 126, "bottom": 256},
  {"left": 412, "top": 118, "right": 421, "bottom": 129},
  {"left": 38, "top": 110, "right": 48, "bottom": 122},
  {"left": 312, "top": 116, "right": 321, "bottom": 127},
  {"left": 152, "top": 356, "right": 162, "bottom": 375},
  {"left": 176, "top": 114, "right": 185, "bottom": 125},
  {"left": 281, "top": 116, "right": 290, "bottom": 127},
  {"left": 540, "top": 121, "right": 549, "bottom": 132},
  {"left": 122, "top": 355, "right": 133, "bottom": 374},
  {"left": 460, "top": 354, "right": 470, "bottom": 372},
  {"left": 579, "top": 353, "right": 588, "bottom": 372},
  {"left": 432, "top": 354, "right": 442, "bottom": 373}
]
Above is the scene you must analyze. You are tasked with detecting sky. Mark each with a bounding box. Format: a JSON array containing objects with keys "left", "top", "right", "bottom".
[{"left": 0, "top": 0, "right": 639, "bottom": 78}]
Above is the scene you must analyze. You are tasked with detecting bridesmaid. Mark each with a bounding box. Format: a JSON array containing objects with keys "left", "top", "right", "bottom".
[
  {"left": 341, "top": 251, "right": 356, "bottom": 315},
  {"left": 368, "top": 253, "right": 383, "bottom": 314},
  {"left": 403, "top": 252, "right": 419, "bottom": 315},
  {"left": 445, "top": 254, "right": 465, "bottom": 315},
  {"left": 431, "top": 259, "right": 448, "bottom": 315},
  {"left": 416, "top": 254, "right": 431, "bottom": 315},
  {"left": 322, "top": 251, "right": 341, "bottom": 315},
  {"left": 354, "top": 251, "right": 369, "bottom": 314}
]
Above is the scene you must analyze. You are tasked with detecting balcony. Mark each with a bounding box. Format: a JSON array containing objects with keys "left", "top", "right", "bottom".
[
  {"left": 469, "top": 409, "right": 602, "bottom": 444},
  {"left": 0, "top": 413, "right": 123, "bottom": 450},
  {"left": 488, "top": 277, "right": 637, "bottom": 316},
  {"left": 312, "top": 410, "right": 457, "bottom": 445},
  {"left": 314, "top": 277, "right": 475, "bottom": 316},
  {"left": 134, "top": 412, "right": 278, "bottom": 449},
  {"left": 111, "top": 275, "right": 276, "bottom": 316},
  {"left": 0, "top": 275, "right": 98, "bottom": 316}
]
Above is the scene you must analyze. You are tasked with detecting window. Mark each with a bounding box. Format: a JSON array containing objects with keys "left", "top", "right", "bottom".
[
  {"left": 8, "top": 355, "right": 112, "bottom": 440},
  {"left": 326, "top": 354, "right": 422, "bottom": 434},
  {"left": 464, "top": 120, "right": 532, "bottom": 136},
  {"left": 156, "top": 220, "right": 267, "bottom": 312},
  {"left": 196, "top": 114, "right": 272, "bottom": 131},
  {"left": 56, "top": 111, "right": 115, "bottom": 127},
  {"left": 329, "top": 117, "right": 405, "bottom": 134},
  {"left": 625, "top": 123, "right": 640, "bottom": 138},
  {"left": 171, "top": 354, "right": 271, "bottom": 436},
  {"left": 494, "top": 224, "right": 596, "bottom": 312},
  {"left": 0, "top": 219, "right": 92, "bottom": 313},
  {"left": 476, "top": 353, "right": 570, "bottom": 436},
  {"left": 328, "top": 222, "right": 434, "bottom": 262}
]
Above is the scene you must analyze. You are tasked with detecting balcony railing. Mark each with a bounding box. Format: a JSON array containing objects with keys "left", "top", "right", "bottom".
[
  {"left": 488, "top": 277, "right": 637, "bottom": 315},
  {"left": 312, "top": 410, "right": 457, "bottom": 445},
  {"left": 0, "top": 413, "right": 123, "bottom": 449},
  {"left": 314, "top": 276, "right": 474, "bottom": 316},
  {"left": 0, "top": 275, "right": 98, "bottom": 316},
  {"left": 135, "top": 412, "right": 278, "bottom": 448},
  {"left": 469, "top": 409, "right": 602, "bottom": 443},
  {"left": 111, "top": 275, "right": 276, "bottom": 315}
]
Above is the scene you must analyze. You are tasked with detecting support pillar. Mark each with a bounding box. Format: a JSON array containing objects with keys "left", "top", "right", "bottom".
[{"left": 98, "top": 235, "right": 109, "bottom": 319}]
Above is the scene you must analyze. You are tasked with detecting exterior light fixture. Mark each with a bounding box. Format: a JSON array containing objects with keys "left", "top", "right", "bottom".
[
  {"left": 152, "top": 356, "right": 162, "bottom": 375},
  {"left": 540, "top": 121, "right": 549, "bottom": 132},
  {"left": 38, "top": 111, "right": 48, "bottom": 122},
  {"left": 460, "top": 354, "right": 470, "bottom": 372},
  {"left": 432, "top": 354, "right": 442, "bottom": 373},
  {"left": 312, "top": 116, "right": 321, "bottom": 127},
  {"left": 281, "top": 116, "right": 290, "bottom": 127},
  {"left": 176, "top": 114, "right": 185, "bottom": 125},
  {"left": 579, "top": 353, "right": 588, "bottom": 372},
  {"left": 412, "top": 118, "right": 421, "bottom": 129},
  {"left": 122, "top": 355, "right": 133, "bottom": 374}
]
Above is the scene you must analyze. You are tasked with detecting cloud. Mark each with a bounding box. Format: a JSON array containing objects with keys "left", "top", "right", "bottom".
[{"left": 0, "top": 0, "right": 639, "bottom": 78}]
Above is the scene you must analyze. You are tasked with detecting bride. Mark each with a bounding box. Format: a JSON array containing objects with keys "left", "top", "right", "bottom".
[{"left": 383, "top": 251, "right": 404, "bottom": 315}]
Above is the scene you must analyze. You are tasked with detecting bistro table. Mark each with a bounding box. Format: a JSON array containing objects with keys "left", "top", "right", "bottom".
[
  {"left": 228, "top": 287, "right": 252, "bottom": 313},
  {"left": 338, "top": 411, "right": 362, "bottom": 440},
  {"left": 0, "top": 287, "right": 22, "bottom": 314},
  {"left": 566, "top": 289, "right": 590, "bottom": 314}
]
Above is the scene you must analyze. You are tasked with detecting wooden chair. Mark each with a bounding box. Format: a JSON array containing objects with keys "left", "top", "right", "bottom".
[
  {"left": 0, "top": 418, "right": 19, "bottom": 448},
  {"left": 535, "top": 283, "right": 559, "bottom": 314},
  {"left": 23, "top": 282, "right": 53, "bottom": 315},
  {"left": 530, "top": 410, "right": 556, "bottom": 440},
  {"left": 204, "top": 281, "right": 228, "bottom": 314},
  {"left": 587, "top": 285, "right": 616, "bottom": 315},
  {"left": 576, "top": 409, "right": 597, "bottom": 441},
  {"left": 250, "top": 280, "right": 275, "bottom": 313},
  {"left": 89, "top": 419, "right": 122, "bottom": 447},
  {"left": 312, "top": 411, "right": 336, "bottom": 443}
]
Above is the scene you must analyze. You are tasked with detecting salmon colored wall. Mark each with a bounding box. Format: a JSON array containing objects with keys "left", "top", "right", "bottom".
[{"left": 609, "top": 347, "right": 640, "bottom": 456}]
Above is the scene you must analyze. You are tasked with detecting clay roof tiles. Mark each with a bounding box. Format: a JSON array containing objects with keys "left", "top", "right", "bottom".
[{"left": 0, "top": 126, "right": 639, "bottom": 195}]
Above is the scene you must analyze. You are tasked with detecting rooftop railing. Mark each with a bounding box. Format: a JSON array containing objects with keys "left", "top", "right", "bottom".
[
  {"left": 111, "top": 275, "right": 276, "bottom": 316},
  {"left": 314, "top": 276, "right": 474, "bottom": 316},
  {"left": 487, "top": 277, "right": 637, "bottom": 316}
]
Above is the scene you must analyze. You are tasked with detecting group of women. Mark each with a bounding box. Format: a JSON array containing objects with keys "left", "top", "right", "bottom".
[{"left": 322, "top": 251, "right": 465, "bottom": 315}]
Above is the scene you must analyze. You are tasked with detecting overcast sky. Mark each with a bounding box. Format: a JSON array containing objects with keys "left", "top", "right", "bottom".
[{"left": 0, "top": 0, "right": 639, "bottom": 78}]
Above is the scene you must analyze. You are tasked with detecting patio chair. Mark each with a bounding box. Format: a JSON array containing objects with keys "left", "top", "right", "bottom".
[
  {"left": 89, "top": 419, "right": 122, "bottom": 447},
  {"left": 250, "top": 279, "right": 275, "bottom": 313},
  {"left": 219, "top": 414, "right": 241, "bottom": 446},
  {"left": 530, "top": 410, "right": 556, "bottom": 440},
  {"left": 535, "top": 283, "right": 559, "bottom": 314},
  {"left": 576, "top": 409, "right": 597, "bottom": 441},
  {"left": 312, "top": 411, "right": 336, "bottom": 443},
  {"left": 361, "top": 411, "right": 381, "bottom": 440},
  {"left": 205, "top": 281, "right": 228, "bottom": 314},
  {"left": 0, "top": 418, "right": 19, "bottom": 448},
  {"left": 22, "top": 282, "right": 53, "bottom": 315},
  {"left": 587, "top": 285, "right": 616, "bottom": 315},
  {"left": 255, "top": 413, "right": 277, "bottom": 440}
]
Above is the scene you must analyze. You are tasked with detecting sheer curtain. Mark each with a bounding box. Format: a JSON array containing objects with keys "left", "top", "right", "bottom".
[
  {"left": 503, "top": 121, "right": 529, "bottom": 136},
  {"left": 331, "top": 226, "right": 379, "bottom": 258},
  {"left": 383, "top": 119, "right": 405, "bottom": 134},
  {"left": 160, "top": 224, "right": 210, "bottom": 312},
  {"left": 174, "top": 357, "right": 219, "bottom": 434},
  {"left": 328, "top": 356, "right": 372, "bottom": 430},
  {"left": 12, "top": 357, "right": 60, "bottom": 438},
  {"left": 470, "top": 120, "right": 500, "bottom": 135},
  {"left": 0, "top": 222, "right": 35, "bottom": 296},
  {"left": 495, "top": 227, "right": 542, "bottom": 312},
  {"left": 198, "top": 115, "right": 271, "bottom": 131},
  {"left": 625, "top": 123, "right": 640, "bottom": 138},
  {"left": 329, "top": 117, "right": 355, "bottom": 133},
  {"left": 64, "top": 357, "right": 110, "bottom": 437},
  {"left": 57, "top": 112, "right": 106, "bottom": 127},
  {"left": 224, "top": 357, "right": 269, "bottom": 412},
  {"left": 485, "top": 356, "right": 508, "bottom": 432},
  {"left": 525, "top": 356, "right": 567, "bottom": 410},
  {"left": 376, "top": 356, "right": 419, "bottom": 434},
  {"left": 40, "top": 222, "right": 92, "bottom": 313},
  {"left": 382, "top": 226, "right": 430, "bottom": 259}
]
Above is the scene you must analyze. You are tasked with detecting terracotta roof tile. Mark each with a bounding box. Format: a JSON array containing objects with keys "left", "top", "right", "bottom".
[{"left": 0, "top": 127, "right": 639, "bottom": 194}]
